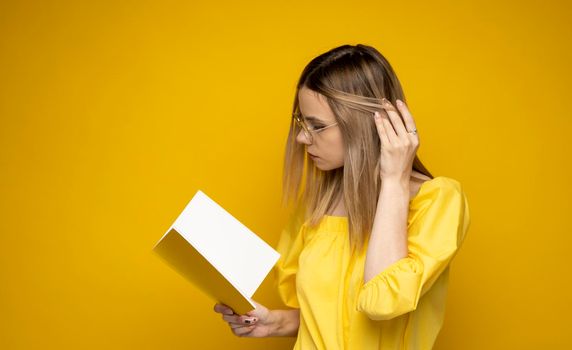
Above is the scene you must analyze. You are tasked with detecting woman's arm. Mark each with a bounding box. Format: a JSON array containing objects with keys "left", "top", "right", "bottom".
[
  {"left": 365, "top": 99, "right": 418, "bottom": 283},
  {"left": 267, "top": 308, "right": 300, "bottom": 337},
  {"left": 364, "top": 178, "right": 410, "bottom": 283},
  {"left": 356, "top": 178, "right": 470, "bottom": 321}
]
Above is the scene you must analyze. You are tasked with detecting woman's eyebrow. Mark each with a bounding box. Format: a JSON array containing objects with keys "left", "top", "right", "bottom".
[{"left": 303, "top": 115, "right": 324, "bottom": 123}]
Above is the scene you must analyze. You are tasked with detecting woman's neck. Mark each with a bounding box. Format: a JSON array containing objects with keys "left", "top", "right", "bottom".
[{"left": 325, "top": 171, "right": 432, "bottom": 216}]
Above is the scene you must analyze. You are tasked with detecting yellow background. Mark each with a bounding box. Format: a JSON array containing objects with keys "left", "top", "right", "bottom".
[{"left": 1, "top": 0, "right": 570, "bottom": 348}]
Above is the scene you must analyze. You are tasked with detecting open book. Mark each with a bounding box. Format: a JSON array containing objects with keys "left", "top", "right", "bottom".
[{"left": 152, "top": 190, "right": 280, "bottom": 315}]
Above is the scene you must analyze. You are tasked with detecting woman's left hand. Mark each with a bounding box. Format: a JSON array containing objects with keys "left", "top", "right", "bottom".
[{"left": 373, "top": 98, "right": 420, "bottom": 183}]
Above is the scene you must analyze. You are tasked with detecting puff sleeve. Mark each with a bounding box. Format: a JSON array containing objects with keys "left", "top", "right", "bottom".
[
  {"left": 273, "top": 204, "right": 307, "bottom": 309},
  {"left": 356, "top": 180, "right": 471, "bottom": 321}
]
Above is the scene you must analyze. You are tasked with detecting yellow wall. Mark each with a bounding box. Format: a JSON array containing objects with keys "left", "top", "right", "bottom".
[{"left": 1, "top": 0, "right": 570, "bottom": 348}]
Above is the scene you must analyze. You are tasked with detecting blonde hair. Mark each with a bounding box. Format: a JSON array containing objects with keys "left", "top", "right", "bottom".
[{"left": 281, "top": 44, "right": 434, "bottom": 254}]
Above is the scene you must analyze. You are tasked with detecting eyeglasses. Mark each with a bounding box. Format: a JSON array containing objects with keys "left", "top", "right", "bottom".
[{"left": 292, "top": 112, "right": 338, "bottom": 143}]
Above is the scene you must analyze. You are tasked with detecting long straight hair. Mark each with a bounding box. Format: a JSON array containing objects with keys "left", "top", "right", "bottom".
[{"left": 281, "top": 44, "right": 434, "bottom": 254}]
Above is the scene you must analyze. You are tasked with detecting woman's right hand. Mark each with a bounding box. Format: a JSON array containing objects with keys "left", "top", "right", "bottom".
[{"left": 213, "top": 300, "right": 275, "bottom": 338}]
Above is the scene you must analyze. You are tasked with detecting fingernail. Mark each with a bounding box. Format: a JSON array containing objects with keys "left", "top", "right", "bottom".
[
  {"left": 396, "top": 99, "right": 403, "bottom": 106},
  {"left": 374, "top": 111, "right": 380, "bottom": 119},
  {"left": 381, "top": 98, "right": 390, "bottom": 106}
]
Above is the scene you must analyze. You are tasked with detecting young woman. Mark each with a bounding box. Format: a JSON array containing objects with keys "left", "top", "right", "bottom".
[{"left": 214, "top": 44, "right": 471, "bottom": 349}]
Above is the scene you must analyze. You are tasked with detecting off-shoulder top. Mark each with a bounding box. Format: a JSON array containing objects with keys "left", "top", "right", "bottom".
[{"left": 274, "top": 176, "right": 471, "bottom": 349}]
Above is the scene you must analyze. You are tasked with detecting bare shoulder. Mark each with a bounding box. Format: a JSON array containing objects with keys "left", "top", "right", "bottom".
[
  {"left": 409, "top": 171, "right": 432, "bottom": 197},
  {"left": 411, "top": 171, "right": 432, "bottom": 182}
]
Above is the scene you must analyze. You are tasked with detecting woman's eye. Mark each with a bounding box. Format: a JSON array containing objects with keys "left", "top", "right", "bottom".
[{"left": 311, "top": 125, "right": 324, "bottom": 131}]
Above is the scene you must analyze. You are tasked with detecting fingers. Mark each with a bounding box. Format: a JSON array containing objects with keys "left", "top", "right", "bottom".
[
  {"left": 214, "top": 303, "right": 259, "bottom": 336},
  {"left": 380, "top": 109, "right": 399, "bottom": 144},
  {"left": 229, "top": 317, "right": 258, "bottom": 328},
  {"left": 381, "top": 98, "right": 409, "bottom": 138},
  {"left": 233, "top": 324, "right": 256, "bottom": 337},
  {"left": 375, "top": 98, "right": 420, "bottom": 151},
  {"left": 214, "top": 303, "right": 258, "bottom": 321},
  {"left": 395, "top": 99, "right": 419, "bottom": 138},
  {"left": 373, "top": 111, "right": 390, "bottom": 146},
  {"left": 223, "top": 313, "right": 258, "bottom": 324},
  {"left": 213, "top": 303, "right": 235, "bottom": 315},
  {"left": 227, "top": 314, "right": 258, "bottom": 338}
]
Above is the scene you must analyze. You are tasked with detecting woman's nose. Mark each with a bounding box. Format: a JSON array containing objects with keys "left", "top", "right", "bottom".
[{"left": 296, "top": 129, "right": 312, "bottom": 144}]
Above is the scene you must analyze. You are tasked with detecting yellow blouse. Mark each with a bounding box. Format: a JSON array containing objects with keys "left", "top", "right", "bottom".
[{"left": 273, "top": 176, "right": 471, "bottom": 350}]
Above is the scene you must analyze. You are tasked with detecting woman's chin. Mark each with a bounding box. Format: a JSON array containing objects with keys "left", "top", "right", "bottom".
[
  {"left": 313, "top": 161, "right": 331, "bottom": 171},
  {"left": 313, "top": 159, "right": 344, "bottom": 172}
]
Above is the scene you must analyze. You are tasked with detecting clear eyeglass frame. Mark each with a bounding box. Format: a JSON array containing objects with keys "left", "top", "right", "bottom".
[{"left": 292, "top": 112, "right": 338, "bottom": 143}]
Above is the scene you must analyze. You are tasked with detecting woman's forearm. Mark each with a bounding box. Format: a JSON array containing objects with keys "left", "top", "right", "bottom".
[
  {"left": 364, "top": 178, "right": 410, "bottom": 283},
  {"left": 268, "top": 309, "right": 300, "bottom": 337}
]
